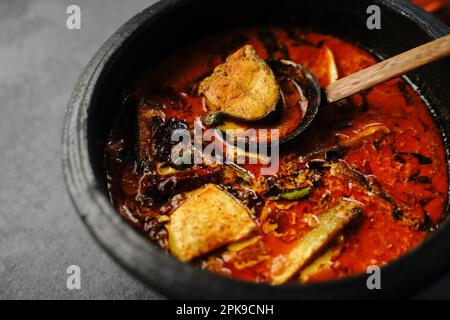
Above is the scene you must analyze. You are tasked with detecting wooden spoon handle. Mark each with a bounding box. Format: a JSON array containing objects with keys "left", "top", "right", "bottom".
[{"left": 325, "top": 34, "right": 450, "bottom": 103}]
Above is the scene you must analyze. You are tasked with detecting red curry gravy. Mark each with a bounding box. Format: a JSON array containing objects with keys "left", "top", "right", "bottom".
[{"left": 105, "top": 26, "right": 448, "bottom": 284}]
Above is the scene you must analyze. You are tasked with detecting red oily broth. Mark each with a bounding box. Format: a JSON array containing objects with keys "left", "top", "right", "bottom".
[{"left": 106, "top": 26, "right": 448, "bottom": 283}]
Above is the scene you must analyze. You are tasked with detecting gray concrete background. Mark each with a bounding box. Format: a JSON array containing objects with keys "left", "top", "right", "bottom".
[
  {"left": 0, "top": 0, "right": 162, "bottom": 299},
  {"left": 0, "top": 0, "right": 449, "bottom": 299}
]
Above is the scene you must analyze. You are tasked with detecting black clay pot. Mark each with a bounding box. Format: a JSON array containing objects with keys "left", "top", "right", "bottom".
[{"left": 63, "top": 0, "right": 450, "bottom": 299}]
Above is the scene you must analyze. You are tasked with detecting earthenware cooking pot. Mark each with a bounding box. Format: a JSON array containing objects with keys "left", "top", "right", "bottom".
[{"left": 63, "top": 0, "right": 450, "bottom": 299}]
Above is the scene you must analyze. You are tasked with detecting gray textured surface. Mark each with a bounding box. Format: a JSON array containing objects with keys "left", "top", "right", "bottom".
[
  {"left": 0, "top": 0, "right": 449, "bottom": 300},
  {"left": 0, "top": 0, "right": 163, "bottom": 299}
]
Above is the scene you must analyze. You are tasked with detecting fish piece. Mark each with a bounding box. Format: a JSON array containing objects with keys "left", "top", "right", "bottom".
[
  {"left": 198, "top": 45, "right": 280, "bottom": 121},
  {"left": 166, "top": 184, "right": 257, "bottom": 262},
  {"left": 270, "top": 200, "right": 362, "bottom": 284},
  {"left": 338, "top": 123, "right": 390, "bottom": 148},
  {"left": 299, "top": 245, "right": 342, "bottom": 283},
  {"left": 311, "top": 46, "right": 339, "bottom": 87},
  {"left": 223, "top": 236, "right": 270, "bottom": 270},
  {"left": 288, "top": 44, "right": 339, "bottom": 87}
]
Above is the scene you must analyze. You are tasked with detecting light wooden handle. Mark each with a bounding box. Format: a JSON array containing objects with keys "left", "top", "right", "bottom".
[{"left": 325, "top": 34, "right": 450, "bottom": 103}]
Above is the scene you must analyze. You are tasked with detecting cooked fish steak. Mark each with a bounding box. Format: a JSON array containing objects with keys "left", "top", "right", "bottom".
[
  {"left": 166, "top": 184, "right": 257, "bottom": 262},
  {"left": 198, "top": 45, "right": 280, "bottom": 121}
]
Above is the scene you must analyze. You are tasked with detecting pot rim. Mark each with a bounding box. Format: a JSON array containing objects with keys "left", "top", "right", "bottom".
[{"left": 62, "top": 0, "right": 450, "bottom": 299}]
